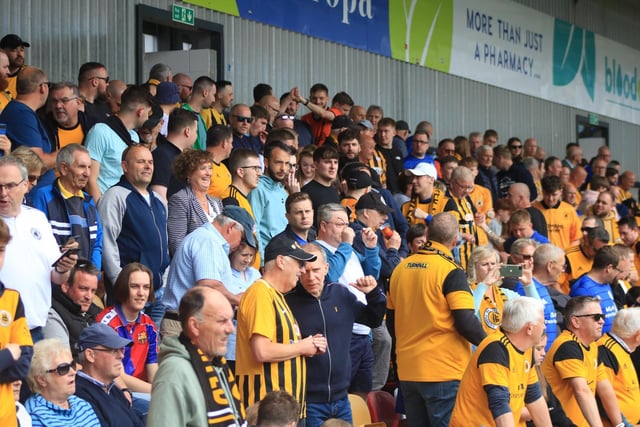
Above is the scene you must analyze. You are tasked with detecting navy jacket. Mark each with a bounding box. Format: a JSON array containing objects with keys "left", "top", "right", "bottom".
[
  {"left": 75, "top": 374, "right": 144, "bottom": 427},
  {"left": 31, "top": 179, "right": 103, "bottom": 269},
  {"left": 285, "top": 281, "right": 386, "bottom": 403},
  {"left": 98, "top": 176, "right": 169, "bottom": 292}
]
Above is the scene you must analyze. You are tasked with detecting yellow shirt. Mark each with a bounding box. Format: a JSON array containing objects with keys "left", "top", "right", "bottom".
[
  {"left": 533, "top": 201, "right": 581, "bottom": 250},
  {"left": 208, "top": 161, "right": 231, "bottom": 199},
  {"left": 451, "top": 332, "right": 538, "bottom": 427},
  {"left": 235, "top": 279, "right": 306, "bottom": 413},
  {"left": 542, "top": 330, "right": 604, "bottom": 427},
  {"left": 388, "top": 241, "right": 474, "bottom": 382},
  {"left": 57, "top": 123, "right": 85, "bottom": 149},
  {"left": 598, "top": 333, "right": 640, "bottom": 425}
]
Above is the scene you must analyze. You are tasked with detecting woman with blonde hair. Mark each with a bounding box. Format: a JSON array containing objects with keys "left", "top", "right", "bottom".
[
  {"left": 26, "top": 339, "right": 100, "bottom": 426},
  {"left": 467, "top": 245, "right": 538, "bottom": 335}
]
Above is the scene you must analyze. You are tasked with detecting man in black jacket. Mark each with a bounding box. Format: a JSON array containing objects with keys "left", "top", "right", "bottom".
[
  {"left": 42, "top": 260, "right": 101, "bottom": 356},
  {"left": 285, "top": 242, "right": 385, "bottom": 427}
]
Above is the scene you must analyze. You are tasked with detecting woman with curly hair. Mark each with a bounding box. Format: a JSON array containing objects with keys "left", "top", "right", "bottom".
[{"left": 167, "top": 149, "right": 223, "bottom": 257}]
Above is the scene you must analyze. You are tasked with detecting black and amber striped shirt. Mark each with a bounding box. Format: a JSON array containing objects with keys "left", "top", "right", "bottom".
[
  {"left": 235, "top": 279, "right": 306, "bottom": 415},
  {"left": 444, "top": 193, "right": 478, "bottom": 270}
]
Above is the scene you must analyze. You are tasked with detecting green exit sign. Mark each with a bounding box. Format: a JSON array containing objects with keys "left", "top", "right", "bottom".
[
  {"left": 588, "top": 113, "right": 599, "bottom": 125},
  {"left": 172, "top": 4, "right": 195, "bottom": 26}
]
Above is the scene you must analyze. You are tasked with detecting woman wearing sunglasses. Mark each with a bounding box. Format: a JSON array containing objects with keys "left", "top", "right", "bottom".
[{"left": 25, "top": 338, "right": 100, "bottom": 426}]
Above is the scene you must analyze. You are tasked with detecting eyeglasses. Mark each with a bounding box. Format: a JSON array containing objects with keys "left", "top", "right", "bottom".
[
  {"left": 454, "top": 182, "right": 474, "bottom": 191},
  {"left": 179, "top": 84, "right": 193, "bottom": 91},
  {"left": 510, "top": 145, "right": 522, "bottom": 149},
  {"left": 91, "top": 76, "right": 110, "bottom": 83},
  {"left": 0, "top": 179, "right": 25, "bottom": 192},
  {"left": 515, "top": 254, "right": 534, "bottom": 260},
  {"left": 551, "top": 260, "right": 567, "bottom": 270},
  {"left": 40, "top": 81, "right": 53, "bottom": 89},
  {"left": 240, "top": 165, "right": 262, "bottom": 172},
  {"left": 233, "top": 115, "right": 253, "bottom": 123},
  {"left": 413, "top": 139, "right": 429, "bottom": 144},
  {"left": 50, "top": 97, "right": 79, "bottom": 105},
  {"left": 92, "top": 347, "right": 125, "bottom": 356},
  {"left": 581, "top": 226, "right": 597, "bottom": 232},
  {"left": 27, "top": 175, "right": 39, "bottom": 183},
  {"left": 45, "top": 360, "right": 77, "bottom": 376},
  {"left": 573, "top": 313, "right": 605, "bottom": 321}
]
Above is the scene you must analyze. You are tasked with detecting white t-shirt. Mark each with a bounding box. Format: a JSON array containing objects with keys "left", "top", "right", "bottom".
[{"left": 0, "top": 206, "right": 61, "bottom": 329}]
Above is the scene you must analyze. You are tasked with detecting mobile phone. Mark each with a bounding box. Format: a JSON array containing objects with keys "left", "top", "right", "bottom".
[
  {"left": 65, "top": 235, "right": 80, "bottom": 245},
  {"left": 500, "top": 264, "right": 523, "bottom": 278},
  {"left": 51, "top": 247, "right": 80, "bottom": 267},
  {"left": 0, "top": 124, "right": 6, "bottom": 136}
]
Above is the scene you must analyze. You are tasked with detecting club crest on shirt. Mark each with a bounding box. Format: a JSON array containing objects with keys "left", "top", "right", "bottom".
[
  {"left": 31, "top": 228, "right": 42, "bottom": 240},
  {"left": 0, "top": 310, "right": 12, "bottom": 326},
  {"left": 137, "top": 331, "right": 147, "bottom": 344}
]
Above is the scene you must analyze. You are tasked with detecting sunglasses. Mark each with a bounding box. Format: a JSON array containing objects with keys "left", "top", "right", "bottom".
[
  {"left": 510, "top": 145, "right": 522, "bottom": 149},
  {"left": 233, "top": 115, "right": 253, "bottom": 124},
  {"left": 45, "top": 360, "right": 77, "bottom": 376},
  {"left": 574, "top": 313, "right": 605, "bottom": 321}
]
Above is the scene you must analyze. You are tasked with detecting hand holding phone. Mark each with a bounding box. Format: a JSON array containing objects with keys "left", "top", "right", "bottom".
[
  {"left": 52, "top": 247, "right": 80, "bottom": 267},
  {"left": 500, "top": 264, "right": 523, "bottom": 278}
]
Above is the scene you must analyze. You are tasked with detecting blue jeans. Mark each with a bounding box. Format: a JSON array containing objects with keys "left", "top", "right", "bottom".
[
  {"left": 400, "top": 380, "right": 459, "bottom": 427},
  {"left": 349, "top": 334, "right": 374, "bottom": 392},
  {"left": 305, "top": 397, "right": 352, "bottom": 427}
]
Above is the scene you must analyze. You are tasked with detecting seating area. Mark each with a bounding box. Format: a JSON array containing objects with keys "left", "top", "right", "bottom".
[{"left": 349, "top": 391, "right": 407, "bottom": 427}]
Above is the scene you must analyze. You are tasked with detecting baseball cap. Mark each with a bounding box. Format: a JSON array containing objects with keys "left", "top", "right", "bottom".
[
  {"left": 0, "top": 34, "right": 30, "bottom": 50},
  {"left": 332, "top": 115, "right": 353, "bottom": 130},
  {"left": 355, "top": 192, "right": 394, "bottom": 213},
  {"left": 357, "top": 120, "right": 374, "bottom": 131},
  {"left": 155, "top": 82, "right": 181, "bottom": 105},
  {"left": 405, "top": 162, "right": 437, "bottom": 178},
  {"left": 264, "top": 234, "right": 317, "bottom": 264},
  {"left": 77, "top": 323, "right": 133, "bottom": 352},
  {"left": 346, "top": 170, "right": 373, "bottom": 189},
  {"left": 222, "top": 206, "right": 257, "bottom": 249},
  {"left": 396, "top": 120, "right": 410, "bottom": 132}
]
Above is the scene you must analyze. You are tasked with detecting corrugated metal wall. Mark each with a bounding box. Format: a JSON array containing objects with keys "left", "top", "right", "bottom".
[{"left": 1, "top": 0, "right": 639, "bottom": 169}]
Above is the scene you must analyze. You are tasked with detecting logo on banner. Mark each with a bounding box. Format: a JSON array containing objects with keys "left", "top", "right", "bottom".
[
  {"left": 552, "top": 19, "right": 595, "bottom": 100},
  {"left": 389, "top": 0, "right": 453, "bottom": 72}
]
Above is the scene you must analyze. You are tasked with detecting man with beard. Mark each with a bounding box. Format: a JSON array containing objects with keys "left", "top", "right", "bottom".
[
  {"left": 0, "top": 66, "right": 56, "bottom": 191},
  {"left": 31, "top": 144, "right": 103, "bottom": 269},
  {"left": 0, "top": 34, "right": 29, "bottom": 99},
  {"left": 0, "top": 51, "right": 12, "bottom": 111},
  {"left": 181, "top": 76, "right": 216, "bottom": 150},
  {"left": 77, "top": 62, "right": 111, "bottom": 121},
  {"left": 248, "top": 140, "right": 295, "bottom": 263},
  {"left": 43, "top": 82, "right": 97, "bottom": 150}
]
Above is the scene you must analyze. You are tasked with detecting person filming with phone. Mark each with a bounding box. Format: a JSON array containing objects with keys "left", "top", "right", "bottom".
[
  {"left": 467, "top": 245, "right": 540, "bottom": 336},
  {"left": 0, "top": 155, "right": 78, "bottom": 343}
]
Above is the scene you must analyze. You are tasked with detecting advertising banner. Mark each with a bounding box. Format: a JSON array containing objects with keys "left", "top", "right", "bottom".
[{"left": 185, "top": 0, "right": 640, "bottom": 125}]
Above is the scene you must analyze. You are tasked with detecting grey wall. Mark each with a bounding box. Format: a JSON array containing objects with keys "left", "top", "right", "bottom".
[{"left": 1, "top": 0, "right": 639, "bottom": 169}]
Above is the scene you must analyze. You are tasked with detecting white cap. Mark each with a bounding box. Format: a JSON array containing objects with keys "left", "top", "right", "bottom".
[{"left": 405, "top": 162, "right": 437, "bottom": 178}]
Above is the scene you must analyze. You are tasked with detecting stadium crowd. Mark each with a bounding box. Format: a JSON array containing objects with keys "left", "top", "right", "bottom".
[{"left": 1, "top": 32, "right": 640, "bottom": 427}]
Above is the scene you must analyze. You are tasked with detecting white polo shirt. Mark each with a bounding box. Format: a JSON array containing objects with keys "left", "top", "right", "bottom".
[{"left": 0, "top": 206, "right": 61, "bottom": 329}]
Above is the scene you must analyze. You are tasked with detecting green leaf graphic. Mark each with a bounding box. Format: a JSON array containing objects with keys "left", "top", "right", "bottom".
[
  {"left": 389, "top": 0, "right": 453, "bottom": 72},
  {"left": 184, "top": 0, "right": 239, "bottom": 16},
  {"left": 552, "top": 19, "right": 596, "bottom": 100}
]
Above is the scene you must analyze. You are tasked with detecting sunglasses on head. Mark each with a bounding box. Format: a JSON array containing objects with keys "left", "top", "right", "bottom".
[
  {"left": 233, "top": 115, "right": 253, "bottom": 123},
  {"left": 45, "top": 360, "right": 77, "bottom": 376}
]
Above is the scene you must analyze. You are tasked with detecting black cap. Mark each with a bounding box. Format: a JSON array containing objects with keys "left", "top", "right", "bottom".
[
  {"left": 355, "top": 192, "right": 394, "bottom": 213},
  {"left": 332, "top": 115, "right": 353, "bottom": 130},
  {"left": 141, "top": 101, "right": 164, "bottom": 130},
  {"left": 0, "top": 34, "right": 30, "bottom": 49},
  {"left": 346, "top": 170, "right": 373, "bottom": 189},
  {"left": 264, "top": 234, "right": 317, "bottom": 263},
  {"left": 396, "top": 120, "right": 410, "bottom": 132}
]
